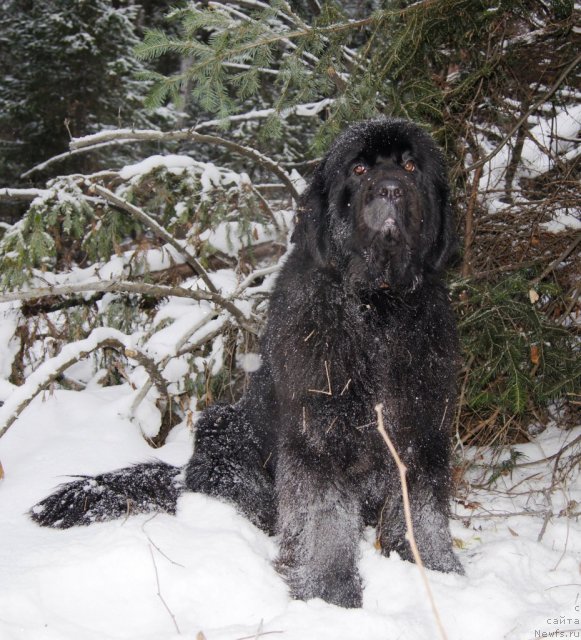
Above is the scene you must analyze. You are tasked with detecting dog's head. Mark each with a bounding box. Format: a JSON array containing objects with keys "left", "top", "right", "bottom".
[{"left": 293, "top": 118, "right": 456, "bottom": 291}]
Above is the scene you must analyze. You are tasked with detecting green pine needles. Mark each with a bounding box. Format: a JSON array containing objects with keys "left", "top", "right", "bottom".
[
  {"left": 456, "top": 274, "right": 580, "bottom": 444},
  {"left": 134, "top": 0, "right": 540, "bottom": 149},
  {"left": 134, "top": 1, "right": 409, "bottom": 144}
]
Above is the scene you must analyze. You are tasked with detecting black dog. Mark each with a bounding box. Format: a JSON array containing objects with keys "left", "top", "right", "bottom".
[{"left": 31, "top": 118, "right": 462, "bottom": 608}]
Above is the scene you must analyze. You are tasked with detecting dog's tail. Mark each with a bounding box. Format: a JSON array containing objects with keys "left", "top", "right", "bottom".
[{"left": 29, "top": 461, "right": 182, "bottom": 529}]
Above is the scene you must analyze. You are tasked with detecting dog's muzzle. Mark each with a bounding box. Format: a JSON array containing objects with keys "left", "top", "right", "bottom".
[{"left": 361, "top": 178, "right": 405, "bottom": 238}]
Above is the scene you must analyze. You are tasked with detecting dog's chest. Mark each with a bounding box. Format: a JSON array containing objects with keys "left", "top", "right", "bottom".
[{"left": 270, "top": 284, "right": 451, "bottom": 406}]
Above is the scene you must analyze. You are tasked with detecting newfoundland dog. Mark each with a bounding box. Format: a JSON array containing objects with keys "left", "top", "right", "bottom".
[{"left": 31, "top": 118, "right": 462, "bottom": 608}]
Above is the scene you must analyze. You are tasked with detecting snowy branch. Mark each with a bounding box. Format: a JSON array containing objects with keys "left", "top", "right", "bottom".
[
  {"left": 0, "top": 281, "right": 259, "bottom": 334},
  {"left": 0, "top": 329, "right": 169, "bottom": 439},
  {"left": 21, "top": 100, "right": 333, "bottom": 180},
  {"left": 20, "top": 141, "right": 123, "bottom": 179},
  {"left": 68, "top": 129, "right": 302, "bottom": 200},
  {"left": 130, "top": 315, "right": 227, "bottom": 422},
  {"left": 0, "top": 280, "right": 208, "bottom": 304},
  {"left": 0, "top": 187, "right": 51, "bottom": 202},
  {"left": 91, "top": 184, "right": 217, "bottom": 294}
]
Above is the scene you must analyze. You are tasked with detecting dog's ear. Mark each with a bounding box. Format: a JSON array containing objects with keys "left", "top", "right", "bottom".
[
  {"left": 427, "top": 177, "right": 458, "bottom": 273},
  {"left": 290, "top": 164, "right": 330, "bottom": 264}
]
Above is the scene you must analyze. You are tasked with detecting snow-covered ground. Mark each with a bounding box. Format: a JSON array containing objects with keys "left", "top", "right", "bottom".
[{"left": 0, "top": 385, "right": 579, "bottom": 640}]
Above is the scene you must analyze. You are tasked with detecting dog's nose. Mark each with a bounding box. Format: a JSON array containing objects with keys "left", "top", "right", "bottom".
[{"left": 375, "top": 180, "right": 403, "bottom": 199}]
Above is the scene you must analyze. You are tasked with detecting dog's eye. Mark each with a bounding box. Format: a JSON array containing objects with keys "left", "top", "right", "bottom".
[
  {"left": 403, "top": 160, "right": 416, "bottom": 173},
  {"left": 352, "top": 164, "right": 368, "bottom": 176}
]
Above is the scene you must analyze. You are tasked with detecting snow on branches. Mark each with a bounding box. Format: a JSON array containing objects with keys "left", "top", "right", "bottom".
[{"left": 0, "top": 149, "right": 292, "bottom": 444}]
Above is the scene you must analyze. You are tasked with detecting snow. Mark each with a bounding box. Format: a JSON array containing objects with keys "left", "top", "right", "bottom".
[
  {"left": 522, "top": 105, "right": 581, "bottom": 176},
  {"left": 475, "top": 102, "right": 581, "bottom": 226},
  {"left": 199, "top": 221, "right": 280, "bottom": 257},
  {"left": 540, "top": 209, "right": 581, "bottom": 233},
  {"left": 0, "top": 308, "right": 19, "bottom": 380},
  {"left": 0, "top": 384, "right": 580, "bottom": 639}
]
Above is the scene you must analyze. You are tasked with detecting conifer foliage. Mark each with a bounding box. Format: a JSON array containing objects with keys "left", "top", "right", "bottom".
[
  {"left": 0, "top": 0, "right": 150, "bottom": 183},
  {"left": 0, "top": 0, "right": 578, "bottom": 447}
]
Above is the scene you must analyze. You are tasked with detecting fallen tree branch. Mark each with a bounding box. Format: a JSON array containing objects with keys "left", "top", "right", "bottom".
[
  {"left": 0, "top": 280, "right": 208, "bottom": 303},
  {"left": 91, "top": 184, "right": 217, "bottom": 294},
  {"left": 0, "top": 187, "right": 50, "bottom": 202},
  {"left": 375, "top": 403, "right": 449, "bottom": 640},
  {"left": 0, "top": 280, "right": 258, "bottom": 334}
]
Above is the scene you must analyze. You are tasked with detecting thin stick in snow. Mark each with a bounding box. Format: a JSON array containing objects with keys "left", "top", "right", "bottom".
[
  {"left": 148, "top": 545, "right": 181, "bottom": 634},
  {"left": 374, "top": 403, "right": 449, "bottom": 640}
]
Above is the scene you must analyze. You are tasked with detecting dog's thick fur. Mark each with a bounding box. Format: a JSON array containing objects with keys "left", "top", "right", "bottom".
[{"left": 31, "top": 118, "right": 462, "bottom": 608}]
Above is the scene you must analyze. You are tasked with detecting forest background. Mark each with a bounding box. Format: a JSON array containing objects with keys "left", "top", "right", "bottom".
[
  {"left": 0, "top": 0, "right": 579, "bottom": 469},
  {"left": 0, "top": 2, "right": 580, "bottom": 638}
]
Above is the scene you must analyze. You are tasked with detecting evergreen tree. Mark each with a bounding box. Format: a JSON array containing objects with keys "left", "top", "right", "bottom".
[
  {"left": 0, "top": 0, "right": 151, "bottom": 185},
  {"left": 136, "top": 0, "right": 576, "bottom": 158},
  {"left": 0, "top": 0, "right": 578, "bottom": 445}
]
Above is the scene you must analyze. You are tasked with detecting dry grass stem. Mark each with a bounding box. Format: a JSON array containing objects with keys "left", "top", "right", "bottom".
[{"left": 374, "top": 403, "right": 449, "bottom": 640}]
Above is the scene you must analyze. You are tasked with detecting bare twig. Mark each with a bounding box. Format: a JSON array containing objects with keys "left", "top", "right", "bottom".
[
  {"left": 454, "top": 355, "right": 474, "bottom": 452},
  {"left": 537, "top": 490, "right": 553, "bottom": 543},
  {"left": 234, "top": 621, "right": 284, "bottom": 640},
  {"left": 307, "top": 360, "right": 332, "bottom": 395},
  {"left": 142, "top": 515, "right": 185, "bottom": 568},
  {"left": 514, "top": 433, "right": 581, "bottom": 469},
  {"left": 461, "top": 164, "right": 482, "bottom": 277},
  {"left": 531, "top": 231, "right": 581, "bottom": 285},
  {"left": 233, "top": 265, "right": 279, "bottom": 297},
  {"left": 148, "top": 545, "right": 181, "bottom": 634},
  {"left": 374, "top": 403, "right": 449, "bottom": 640},
  {"left": 465, "top": 52, "right": 581, "bottom": 174},
  {"left": 20, "top": 141, "right": 123, "bottom": 178}
]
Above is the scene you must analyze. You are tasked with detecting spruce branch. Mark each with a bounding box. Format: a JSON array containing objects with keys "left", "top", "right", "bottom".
[{"left": 68, "top": 129, "right": 301, "bottom": 201}]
